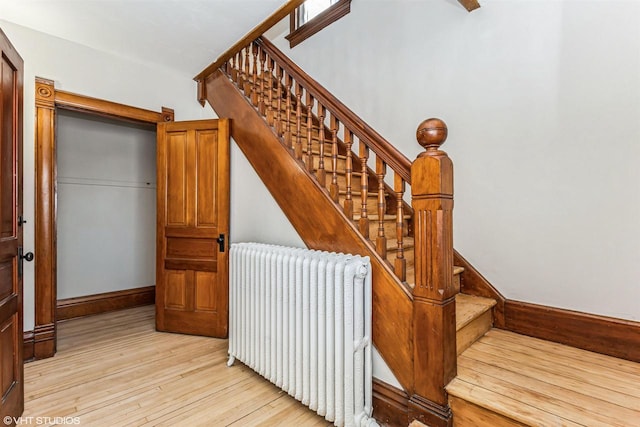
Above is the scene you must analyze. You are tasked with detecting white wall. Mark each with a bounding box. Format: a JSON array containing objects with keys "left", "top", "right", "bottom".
[
  {"left": 0, "top": 20, "right": 213, "bottom": 330},
  {"left": 229, "top": 142, "right": 304, "bottom": 248},
  {"left": 265, "top": 0, "right": 640, "bottom": 322},
  {"left": 56, "top": 110, "right": 156, "bottom": 299}
]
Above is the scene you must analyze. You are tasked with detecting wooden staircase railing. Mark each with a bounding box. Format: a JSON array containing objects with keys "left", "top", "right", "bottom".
[
  {"left": 227, "top": 36, "right": 416, "bottom": 285},
  {"left": 201, "top": 34, "right": 456, "bottom": 426}
]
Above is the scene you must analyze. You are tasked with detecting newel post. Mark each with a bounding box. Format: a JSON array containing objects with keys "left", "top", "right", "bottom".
[{"left": 409, "top": 119, "right": 456, "bottom": 426}]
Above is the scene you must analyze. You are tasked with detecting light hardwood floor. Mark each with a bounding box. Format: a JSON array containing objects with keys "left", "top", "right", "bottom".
[
  {"left": 447, "top": 329, "right": 640, "bottom": 426},
  {"left": 23, "top": 306, "right": 329, "bottom": 426}
]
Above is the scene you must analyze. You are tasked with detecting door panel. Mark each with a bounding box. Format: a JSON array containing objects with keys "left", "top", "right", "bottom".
[
  {"left": 1, "top": 59, "right": 15, "bottom": 239},
  {"left": 156, "top": 119, "right": 229, "bottom": 337},
  {"left": 0, "top": 27, "right": 24, "bottom": 421},
  {"left": 166, "top": 133, "right": 188, "bottom": 226},
  {"left": 195, "top": 271, "right": 217, "bottom": 311}
]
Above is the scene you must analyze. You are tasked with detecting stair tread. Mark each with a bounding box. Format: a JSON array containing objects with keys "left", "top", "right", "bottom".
[
  {"left": 447, "top": 329, "right": 640, "bottom": 426},
  {"left": 456, "top": 294, "right": 497, "bottom": 331}
]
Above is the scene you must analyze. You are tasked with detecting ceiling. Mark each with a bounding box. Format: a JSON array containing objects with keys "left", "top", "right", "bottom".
[{"left": 0, "top": 0, "right": 284, "bottom": 77}]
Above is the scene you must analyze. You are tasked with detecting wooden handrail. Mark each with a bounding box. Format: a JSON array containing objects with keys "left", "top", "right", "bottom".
[
  {"left": 194, "top": 0, "right": 305, "bottom": 82},
  {"left": 256, "top": 37, "right": 413, "bottom": 183}
]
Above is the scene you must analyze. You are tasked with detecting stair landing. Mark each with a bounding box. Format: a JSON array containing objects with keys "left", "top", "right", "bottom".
[{"left": 447, "top": 329, "right": 640, "bottom": 426}]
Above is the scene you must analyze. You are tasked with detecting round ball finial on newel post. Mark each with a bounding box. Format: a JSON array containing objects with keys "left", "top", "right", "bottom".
[{"left": 416, "top": 118, "right": 448, "bottom": 155}]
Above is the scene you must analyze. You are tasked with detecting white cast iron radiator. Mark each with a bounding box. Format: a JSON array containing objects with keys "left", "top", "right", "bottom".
[{"left": 228, "top": 243, "right": 377, "bottom": 427}]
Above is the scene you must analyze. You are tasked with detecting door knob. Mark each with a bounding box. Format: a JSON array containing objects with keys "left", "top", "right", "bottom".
[
  {"left": 217, "top": 234, "right": 225, "bottom": 252},
  {"left": 20, "top": 251, "right": 34, "bottom": 262}
]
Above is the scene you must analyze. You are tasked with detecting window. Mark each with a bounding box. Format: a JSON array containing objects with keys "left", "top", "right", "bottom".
[{"left": 286, "top": 0, "right": 351, "bottom": 48}]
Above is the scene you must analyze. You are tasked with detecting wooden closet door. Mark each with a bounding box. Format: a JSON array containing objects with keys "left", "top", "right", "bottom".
[
  {"left": 156, "top": 119, "right": 230, "bottom": 337},
  {"left": 0, "top": 27, "right": 24, "bottom": 421}
]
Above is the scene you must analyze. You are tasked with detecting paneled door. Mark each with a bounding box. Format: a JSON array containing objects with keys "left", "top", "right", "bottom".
[
  {"left": 0, "top": 28, "right": 24, "bottom": 421},
  {"left": 156, "top": 119, "right": 230, "bottom": 337}
]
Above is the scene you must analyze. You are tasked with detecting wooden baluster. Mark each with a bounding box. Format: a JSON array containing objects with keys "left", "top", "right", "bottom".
[
  {"left": 410, "top": 118, "right": 455, "bottom": 421},
  {"left": 243, "top": 46, "right": 251, "bottom": 94},
  {"left": 359, "top": 144, "right": 369, "bottom": 237},
  {"left": 376, "top": 157, "right": 387, "bottom": 257},
  {"left": 275, "top": 66, "right": 283, "bottom": 137},
  {"left": 284, "top": 73, "right": 293, "bottom": 150},
  {"left": 295, "top": 83, "right": 303, "bottom": 160},
  {"left": 227, "top": 56, "right": 234, "bottom": 79},
  {"left": 266, "top": 56, "right": 274, "bottom": 125},
  {"left": 259, "top": 49, "right": 266, "bottom": 115},
  {"left": 394, "top": 173, "right": 406, "bottom": 281},
  {"left": 251, "top": 44, "right": 259, "bottom": 106},
  {"left": 316, "top": 104, "right": 326, "bottom": 186},
  {"left": 236, "top": 50, "right": 243, "bottom": 87},
  {"left": 305, "top": 92, "right": 314, "bottom": 173},
  {"left": 343, "top": 130, "right": 353, "bottom": 219},
  {"left": 329, "top": 115, "right": 340, "bottom": 202}
]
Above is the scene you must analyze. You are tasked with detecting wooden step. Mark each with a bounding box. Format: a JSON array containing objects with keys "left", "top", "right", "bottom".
[
  {"left": 454, "top": 265, "right": 464, "bottom": 292},
  {"left": 456, "top": 294, "right": 496, "bottom": 356},
  {"left": 338, "top": 194, "right": 380, "bottom": 215},
  {"left": 309, "top": 152, "right": 347, "bottom": 172},
  {"left": 385, "top": 237, "right": 415, "bottom": 268},
  {"left": 447, "top": 329, "right": 640, "bottom": 426}
]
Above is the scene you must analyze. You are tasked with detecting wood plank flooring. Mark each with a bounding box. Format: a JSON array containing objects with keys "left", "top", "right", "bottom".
[
  {"left": 23, "top": 306, "right": 329, "bottom": 426},
  {"left": 447, "top": 329, "right": 640, "bottom": 427}
]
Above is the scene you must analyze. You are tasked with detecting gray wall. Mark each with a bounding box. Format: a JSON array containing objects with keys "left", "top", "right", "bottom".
[{"left": 57, "top": 110, "right": 156, "bottom": 299}]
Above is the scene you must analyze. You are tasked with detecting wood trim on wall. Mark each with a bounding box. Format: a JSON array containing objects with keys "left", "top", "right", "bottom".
[
  {"left": 504, "top": 300, "right": 640, "bottom": 363},
  {"left": 55, "top": 90, "right": 174, "bottom": 123},
  {"left": 33, "top": 77, "right": 174, "bottom": 360},
  {"left": 286, "top": 0, "right": 352, "bottom": 48},
  {"left": 34, "top": 78, "right": 57, "bottom": 360},
  {"left": 373, "top": 378, "right": 409, "bottom": 427},
  {"left": 458, "top": 0, "right": 481, "bottom": 12},
  {"left": 23, "top": 331, "right": 34, "bottom": 362},
  {"left": 57, "top": 286, "right": 155, "bottom": 322},
  {"left": 373, "top": 378, "right": 454, "bottom": 427}
]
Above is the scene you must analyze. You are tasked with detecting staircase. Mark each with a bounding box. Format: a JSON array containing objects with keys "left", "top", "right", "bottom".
[
  {"left": 199, "top": 35, "right": 492, "bottom": 425},
  {"left": 197, "top": 35, "right": 640, "bottom": 427}
]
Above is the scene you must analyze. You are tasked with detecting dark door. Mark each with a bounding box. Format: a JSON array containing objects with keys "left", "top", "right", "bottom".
[
  {"left": 0, "top": 27, "right": 24, "bottom": 422},
  {"left": 156, "top": 119, "right": 230, "bottom": 337}
]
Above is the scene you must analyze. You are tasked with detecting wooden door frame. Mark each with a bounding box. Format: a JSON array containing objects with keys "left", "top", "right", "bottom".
[{"left": 33, "top": 77, "right": 174, "bottom": 359}]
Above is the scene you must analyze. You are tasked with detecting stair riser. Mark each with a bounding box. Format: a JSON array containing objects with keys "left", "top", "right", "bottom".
[
  {"left": 454, "top": 273, "right": 461, "bottom": 293},
  {"left": 387, "top": 246, "right": 414, "bottom": 263},
  {"left": 339, "top": 195, "right": 380, "bottom": 214},
  {"left": 367, "top": 217, "right": 409, "bottom": 239},
  {"left": 456, "top": 309, "right": 493, "bottom": 356},
  {"left": 310, "top": 155, "right": 347, "bottom": 174}
]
